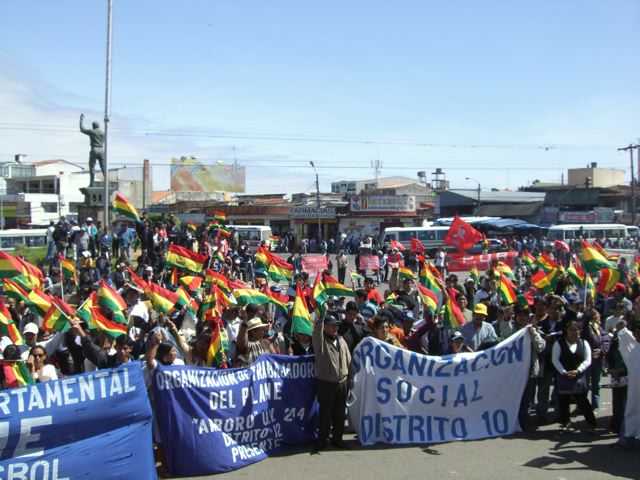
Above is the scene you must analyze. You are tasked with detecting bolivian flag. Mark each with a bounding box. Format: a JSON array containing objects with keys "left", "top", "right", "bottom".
[
  {"left": 232, "top": 288, "right": 270, "bottom": 306},
  {"left": 416, "top": 283, "right": 438, "bottom": 315},
  {"left": 596, "top": 268, "right": 620, "bottom": 294},
  {"left": 531, "top": 269, "right": 553, "bottom": 293},
  {"left": 1, "top": 360, "right": 34, "bottom": 387},
  {"left": 26, "top": 288, "right": 52, "bottom": 317},
  {"left": 494, "top": 262, "right": 516, "bottom": 281},
  {"left": 312, "top": 274, "right": 327, "bottom": 313},
  {"left": 536, "top": 253, "right": 559, "bottom": 273},
  {"left": 179, "top": 275, "right": 203, "bottom": 295},
  {"left": 16, "top": 257, "right": 43, "bottom": 288},
  {"left": 0, "top": 302, "right": 25, "bottom": 345},
  {"left": 469, "top": 266, "right": 479, "bottom": 284},
  {"left": 2, "top": 278, "right": 29, "bottom": 302},
  {"left": 166, "top": 244, "right": 207, "bottom": 273},
  {"left": 268, "top": 259, "right": 294, "bottom": 283},
  {"left": 214, "top": 210, "right": 226, "bottom": 222},
  {"left": 350, "top": 270, "right": 364, "bottom": 283},
  {"left": 443, "top": 288, "right": 466, "bottom": 329},
  {"left": 113, "top": 193, "right": 142, "bottom": 223},
  {"left": 147, "top": 282, "right": 179, "bottom": 314},
  {"left": 0, "top": 251, "right": 25, "bottom": 279},
  {"left": 43, "top": 304, "right": 71, "bottom": 332},
  {"left": 207, "top": 322, "right": 228, "bottom": 368},
  {"left": 59, "top": 254, "right": 77, "bottom": 284},
  {"left": 170, "top": 267, "right": 179, "bottom": 286},
  {"left": 186, "top": 222, "right": 197, "bottom": 233},
  {"left": 399, "top": 266, "right": 415, "bottom": 280},
  {"left": 419, "top": 261, "right": 441, "bottom": 296},
  {"left": 205, "top": 269, "right": 231, "bottom": 295},
  {"left": 97, "top": 280, "right": 127, "bottom": 312},
  {"left": 90, "top": 308, "right": 127, "bottom": 338},
  {"left": 261, "top": 286, "right": 289, "bottom": 310},
  {"left": 175, "top": 286, "right": 198, "bottom": 317},
  {"left": 322, "top": 274, "right": 355, "bottom": 297},
  {"left": 292, "top": 282, "right": 312, "bottom": 336},
  {"left": 77, "top": 292, "right": 98, "bottom": 324},
  {"left": 497, "top": 273, "right": 518, "bottom": 305},
  {"left": 521, "top": 251, "right": 536, "bottom": 270},
  {"left": 581, "top": 240, "right": 613, "bottom": 274}
]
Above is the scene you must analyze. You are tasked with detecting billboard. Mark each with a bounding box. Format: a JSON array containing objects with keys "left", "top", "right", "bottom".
[{"left": 171, "top": 156, "right": 246, "bottom": 193}]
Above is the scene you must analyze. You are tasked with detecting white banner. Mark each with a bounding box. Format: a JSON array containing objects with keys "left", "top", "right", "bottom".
[
  {"left": 619, "top": 328, "right": 640, "bottom": 438},
  {"left": 349, "top": 330, "right": 531, "bottom": 445}
]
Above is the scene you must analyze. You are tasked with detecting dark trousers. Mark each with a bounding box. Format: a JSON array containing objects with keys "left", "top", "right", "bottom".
[
  {"left": 316, "top": 379, "right": 348, "bottom": 445},
  {"left": 558, "top": 392, "right": 596, "bottom": 427},
  {"left": 610, "top": 386, "right": 627, "bottom": 434}
]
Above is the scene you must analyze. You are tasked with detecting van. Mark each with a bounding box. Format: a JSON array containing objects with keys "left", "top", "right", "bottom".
[{"left": 229, "top": 225, "right": 273, "bottom": 248}]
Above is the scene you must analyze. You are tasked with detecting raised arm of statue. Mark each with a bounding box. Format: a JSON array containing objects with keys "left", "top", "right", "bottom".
[{"left": 79, "top": 113, "right": 89, "bottom": 134}]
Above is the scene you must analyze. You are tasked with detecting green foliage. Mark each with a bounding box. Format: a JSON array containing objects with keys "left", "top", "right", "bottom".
[{"left": 12, "top": 246, "right": 47, "bottom": 266}]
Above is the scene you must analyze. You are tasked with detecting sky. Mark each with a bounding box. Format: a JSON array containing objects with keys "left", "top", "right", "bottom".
[{"left": 1, "top": 1, "right": 639, "bottom": 196}]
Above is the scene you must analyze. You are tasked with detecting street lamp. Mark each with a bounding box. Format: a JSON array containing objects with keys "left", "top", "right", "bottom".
[
  {"left": 465, "top": 177, "right": 481, "bottom": 216},
  {"left": 310, "top": 161, "right": 322, "bottom": 252}
]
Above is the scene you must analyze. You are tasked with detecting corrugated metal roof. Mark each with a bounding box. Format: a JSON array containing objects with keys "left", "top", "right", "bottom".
[{"left": 449, "top": 189, "right": 546, "bottom": 203}]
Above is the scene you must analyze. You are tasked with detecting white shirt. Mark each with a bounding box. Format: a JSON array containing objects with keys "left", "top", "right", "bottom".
[{"left": 551, "top": 338, "right": 592, "bottom": 375}]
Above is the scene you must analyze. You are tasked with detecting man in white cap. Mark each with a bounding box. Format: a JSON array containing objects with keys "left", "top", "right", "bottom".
[{"left": 20, "top": 323, "right": 65, "bottom": 360}]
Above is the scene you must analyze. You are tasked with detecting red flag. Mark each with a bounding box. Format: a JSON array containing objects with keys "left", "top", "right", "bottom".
[
  {"left": 553, "top": 239, "right": 570, "bottom": 253},
  {"left": 410, "top": 237, "right": 425, "bottom": 254},
  {"left": 444, "top": 215, "right": 484, "bottom": 252},
  {"left": 390, "top": 239, "right": 405, "bottom": 251}
]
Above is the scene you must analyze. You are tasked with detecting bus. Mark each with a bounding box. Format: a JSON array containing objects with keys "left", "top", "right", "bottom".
[
  {"left": 626, "top": 225, "right": 639, "bottom": 240},
  {"left": 545, "top": 224, "right": 628, "bottom": 246},
  {"left": 0, "top": 229, "right": 48, "bottom": 251},
  {"left": 378, "top": 226, "right": 451, "bottom": 255},
  {"left": 229, "top": 225, "right": 273, "bottom": 248}
]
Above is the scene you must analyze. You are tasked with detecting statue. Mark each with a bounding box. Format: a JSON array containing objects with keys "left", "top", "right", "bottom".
[{"left": 79, "top": 113, "right": 105, "bottom": 187}]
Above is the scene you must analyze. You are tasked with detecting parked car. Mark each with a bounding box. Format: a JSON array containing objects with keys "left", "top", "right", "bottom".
[{"left": 465, "top": 238, "right": 505, "bottom": 254}]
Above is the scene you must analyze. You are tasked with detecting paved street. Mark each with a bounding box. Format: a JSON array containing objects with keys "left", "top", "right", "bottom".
[
  {"left": 177, "top": 254, "right": 639, "bottom": 480},
  {"left": 179, "top": 386, "right": 638, "bottom": 480}
]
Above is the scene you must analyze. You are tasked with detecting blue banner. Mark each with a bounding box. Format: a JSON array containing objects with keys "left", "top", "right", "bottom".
[
  {"left": 0, "top": 362, "right": 156, "bottom": 479},
  {"left": 153, "top": 354, "right": 318, "bottom": 476}
]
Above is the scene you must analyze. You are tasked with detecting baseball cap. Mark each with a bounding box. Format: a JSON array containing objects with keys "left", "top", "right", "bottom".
[
  {"left": 473, "top": 304, "right": 488, "bottom": 316},
  {"left": 450, "top": 331, "right": 464, "bottom": 342},
  {"left": 23, "top": 323, "right": 39, "bottom": 335}
]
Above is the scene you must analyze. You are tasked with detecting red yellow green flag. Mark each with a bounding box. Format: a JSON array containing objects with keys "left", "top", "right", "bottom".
[
  {"left": 166, "top": 244, "right": 207, "bottom": 273},
  {"left": 322, "top": 274, "right": 355, "bottom": 297},
  {"left": 178, "top": 275, "right": 203, "bottom": 295},
  {"left": 1, "top": 360, "right": 35, "bottom": 388},
  {"left": 77, "top": 292, "right": 98, "bottom": 323},
  {"left": 89, "top": 308, "right": 127, "bottom": 338},
  {"left": 2, "top": 278, "right": 28, "bottom": 302},
  {"left": 0, "top": 302, "right": 25, "bottom": 345},
  {"left": 398, "top": 266, "right": 415, "bottom": 280},
  {"left": 531, "top": 269, "right": 553, "bottom": 293},
  {"left": 206, "top": 321, "right": 228, "bottom": 368},
  {"left": 498, "top": 273, "right": 518, "bottom": 305},
  {"left": 16, "top": 257, "right": 43, "bottom": 288},
  {"left": 0, "top": 251, "right": 25, "bottom": 279},
  {"left": 443, "top": 288, "right": 467, "bottom": 330},
  {"left": 43, "top": 304, "right": 71, "bottom": 332},
  {"left": 59, "top": 254, "right": 77, "bottom": 284},
  {"left": 97, "top": 279, "right": 127, "bottom": 313},
  {"left": 469, "top": 266, "right": 479, "bottom": 284},
  {"left": 214, "top": 211, "right": 226, "bottom": 222},
  {"left": 261, "top": 286, "right": 289, "bottom": 310},
  {"left": 521, "top": 251, "right": 536, "bottom": 270},
  {"left": 416, "top": 283, "right": 438, "bottom": 315},
  {"left": 25, "top": 288, "right": 52, "bottom": 317},
  {"left": 113, "top": 193, "right": 142, "bottom": 223},
  {"left": 536, "top": 253, "right": 559, "bottom": 273},
  {"left": 596, "top": 268, "right": 620, "bottom": 294},
  {"left": 232, "top": 288, "right": 270, "bottom": 306},
  {"left": 170, "top": 267, "right": 179, "bottom": 286},
  {"left": 581, "top": 240, "right": 613, "bottom": 274},
  {"left": 147, "top": 282, "right": 178, "bottom": 314},
  {"left": 292, "top": 282, "right": 312, "bottom": 336}
]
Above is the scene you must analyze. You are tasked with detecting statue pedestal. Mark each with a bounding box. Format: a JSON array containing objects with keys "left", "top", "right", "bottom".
[{"left": 78, "top": 183, "right": 117, "bottom": 227}]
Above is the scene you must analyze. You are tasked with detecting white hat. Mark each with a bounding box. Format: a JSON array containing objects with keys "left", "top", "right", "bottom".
[
  {"left": 86, "top": 217, "right": 93, "bottom": 222},
  {"left": 81, "top": 250, "right": 91, "bottom": 258},
  {"left": 23, "top": 323, "right": 39, "bottom": 335},
  {"left": 145, "top": 266, "right": 153, "bottom": 272},
  {"left": 246, "top": 317, "right": 268, "bottom": 331}
]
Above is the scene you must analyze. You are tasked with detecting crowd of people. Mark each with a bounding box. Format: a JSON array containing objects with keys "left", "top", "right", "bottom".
[{"left": 1, "top": 214, "right": 639, "bottom": 471}]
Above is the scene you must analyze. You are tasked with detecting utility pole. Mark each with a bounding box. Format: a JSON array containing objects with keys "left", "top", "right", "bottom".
[
  {"left": 618, "top": 144, "right": 639, "bottom": 225},
  {"left": 310, "top": 161, "right": 322, "bottom": 252}
]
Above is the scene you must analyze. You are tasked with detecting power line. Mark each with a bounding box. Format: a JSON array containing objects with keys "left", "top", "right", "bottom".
[{"left": 0, "top": 122, "right": 617, "bottom": 150}]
